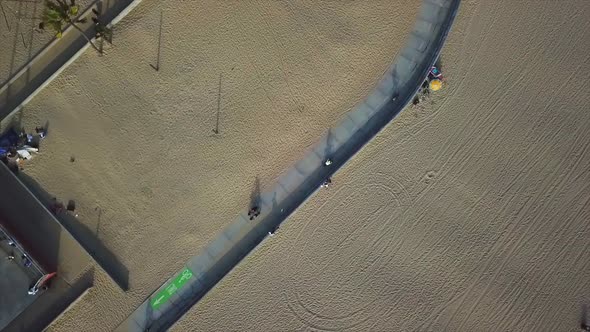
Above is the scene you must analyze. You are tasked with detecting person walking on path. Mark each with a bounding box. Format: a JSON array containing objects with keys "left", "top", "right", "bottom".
[{"left": 22, "top": 255, "right": 32, "bottom": 267}]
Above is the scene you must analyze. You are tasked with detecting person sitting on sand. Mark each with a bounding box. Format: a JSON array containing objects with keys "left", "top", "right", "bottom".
[
  {"left": 35, "top": 126, "right": 46, "bottom": 139},
  {"left": 321, "top": 178, "right": 332, "bottom": 188},
  {"left": 49, "top": 198, "right": 64, "bottom": 215},
  {"left": 248, "top": 206, "right": 260, "bottom": 220}
]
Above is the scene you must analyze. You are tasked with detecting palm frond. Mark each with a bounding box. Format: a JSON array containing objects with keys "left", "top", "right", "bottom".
[
  {"left": 69, "top": 5, "right": 78, "bottom": 17},
  {"left": 39, "top": 0, "right": 103, "bottom": 53}
]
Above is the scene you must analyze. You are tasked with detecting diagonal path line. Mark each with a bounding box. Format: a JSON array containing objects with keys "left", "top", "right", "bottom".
[{"left": 115, "top": 0, "right": 462, "bottom": 331}]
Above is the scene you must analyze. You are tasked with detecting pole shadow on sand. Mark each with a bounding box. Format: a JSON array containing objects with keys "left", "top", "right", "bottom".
[
  {"left": 150, "top": 10, "right": 163, "bottom": 71},
  {"left": 212, "top": 73, "right": 222, "bottom": 134}
]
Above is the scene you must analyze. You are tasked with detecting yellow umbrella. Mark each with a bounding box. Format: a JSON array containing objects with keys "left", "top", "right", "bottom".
[{"left": 430, "top": 79, "right": 442, "bottom": 91}]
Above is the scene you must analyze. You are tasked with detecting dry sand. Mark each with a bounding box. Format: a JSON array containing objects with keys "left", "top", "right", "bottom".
[
  {"left": 169, "top": 0, "right": 590, "bottom": 331},
  {"left": 6, "top": 0, "right": 420, "bottom": 330},
  {"left": 0, "top": 0, "right": 94, "bottom": 86}
]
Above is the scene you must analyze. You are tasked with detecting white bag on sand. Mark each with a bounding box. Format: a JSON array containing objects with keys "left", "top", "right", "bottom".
[
  {"left": 24, "top": 145, "right": 39, "bottom": 153},
  {"left": 17, "top": 149, "right": 32, "bottom": 160}
]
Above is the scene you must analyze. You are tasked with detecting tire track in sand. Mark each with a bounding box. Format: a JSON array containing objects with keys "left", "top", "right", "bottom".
[{"left": 284, "top": 174, "right": 410, "bottom": 331}]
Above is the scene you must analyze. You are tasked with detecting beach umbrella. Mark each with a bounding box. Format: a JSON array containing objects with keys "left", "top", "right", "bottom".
[{"left": 430, "top": 79, "right": 443, "bottom": 91}]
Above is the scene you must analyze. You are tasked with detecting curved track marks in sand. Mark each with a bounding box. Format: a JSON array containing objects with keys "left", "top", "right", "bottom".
[
  {"left": 170, "top": 0, "right": 590, "bottom": 331},
  {"left": 284, "top": 175, "right": 409, "bottom": 331},
  {"left": 16, "top": 1, "right": 424, "bottom": 331}
]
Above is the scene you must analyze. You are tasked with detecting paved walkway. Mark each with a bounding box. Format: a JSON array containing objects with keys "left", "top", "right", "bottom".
[
  {"left": 0, "top": 0, "right": 143, "bottom": 120},
  {"left": 116, "top": 0, "right": 461, "bottom": 330}
]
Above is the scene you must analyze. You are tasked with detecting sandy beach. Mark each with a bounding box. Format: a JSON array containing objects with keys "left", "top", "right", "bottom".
[
  {"left": 7, "top": 0, "right": 420, "bottom": 330},
  {"left": 0, "top": 0, "right": 94, "bottom": 86},
  {"left": 169, "top": 0, "right": 590, "bottom": 331}
]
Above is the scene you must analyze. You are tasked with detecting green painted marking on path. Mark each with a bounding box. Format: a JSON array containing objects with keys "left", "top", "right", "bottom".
[{"left": 150, "top": 267, "right": 194, "bottom": 309}]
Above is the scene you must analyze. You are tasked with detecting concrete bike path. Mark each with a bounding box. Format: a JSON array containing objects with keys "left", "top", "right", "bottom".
[
  {"left": 0, "top": 0, "right": 143, "bottom": 120},
  {"left": 116, "top": 0, "right": 461, "bottom": 330}
]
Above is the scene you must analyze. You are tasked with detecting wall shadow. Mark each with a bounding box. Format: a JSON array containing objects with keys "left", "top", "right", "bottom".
[
  {"left": 0, "top": 164, "right": 60, "bottom": 274},
  {"left": 17, "top": 172, "right": 129, "bottom": 290},
  {"left": 3, "top": 267, "right": 94, "bottom": 332}
]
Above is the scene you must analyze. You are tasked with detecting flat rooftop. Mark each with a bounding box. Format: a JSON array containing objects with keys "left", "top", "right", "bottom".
[
  {"left": 0, "top": 232, "right": 44, "bottom": 330},
  {"left": 0, "top": 166, "right": 93, "bottom": 332}
]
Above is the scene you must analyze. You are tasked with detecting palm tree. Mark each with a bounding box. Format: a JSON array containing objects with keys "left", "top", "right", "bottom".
[{"left": 38, "top": 0, "right": 102, "bottom": 53}]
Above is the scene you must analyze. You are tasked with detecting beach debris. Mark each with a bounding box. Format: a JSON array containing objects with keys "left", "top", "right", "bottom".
[
  {"left": 16, "top": 148, "right": 33, "bottom": 160},
  {"left": 0, "top": 125, "right": 48, "bottom": 171},
  {"left": 413, "top": 65, "right": 444, "bottom": 106}
]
